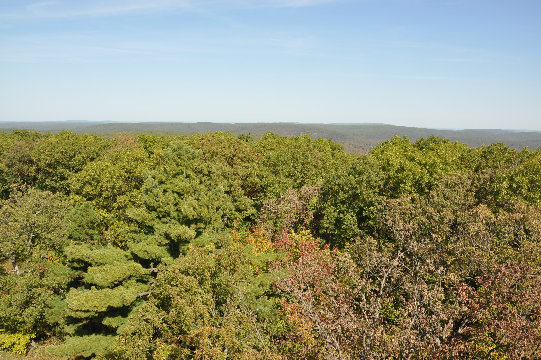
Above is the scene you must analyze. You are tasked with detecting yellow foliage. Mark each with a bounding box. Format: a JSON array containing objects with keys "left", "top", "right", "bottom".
[
  {"left": 0, "top": 329, "right": 35, "bottom": 355},
  {"left": 231, "top": 226, "right": 274, "bottom": 253}
]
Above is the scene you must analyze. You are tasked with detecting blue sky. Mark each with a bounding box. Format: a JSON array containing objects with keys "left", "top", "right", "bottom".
[{"left": 1, "top": 0, "right": 540, "bottom": 130}]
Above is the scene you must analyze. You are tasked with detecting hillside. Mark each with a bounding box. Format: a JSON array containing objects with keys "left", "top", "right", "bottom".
[{"left": 1, "top": 121, "right": 539, "bottom": 152}]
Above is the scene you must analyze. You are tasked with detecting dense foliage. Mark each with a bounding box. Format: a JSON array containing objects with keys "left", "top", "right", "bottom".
[{"left": 0, "top": 130, "right": 539, "bottom": 359}]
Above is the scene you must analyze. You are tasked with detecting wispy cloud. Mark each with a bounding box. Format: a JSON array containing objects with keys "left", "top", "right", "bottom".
[
  {"left": 379, "top": 40, "right": 497, "bottom": 65},
  {"left": 2, "top": 0, "right": 340, "bottom": 19},
  {"left": 0, "top": 29, "right": 322, "bottom": 64},
  {"left": 389, "top": 40, "right": 484, "bottom": 54},
  {"left": 23, "top": 0, "right": 192, "bottom": 18},
  {"left": 432, "top": 57, "right": 489, "bottom": 64}
]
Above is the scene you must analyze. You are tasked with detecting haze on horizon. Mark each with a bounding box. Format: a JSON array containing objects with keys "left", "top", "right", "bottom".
[{"left": 1, "top": 0, "right": 540, "bottom": 130}]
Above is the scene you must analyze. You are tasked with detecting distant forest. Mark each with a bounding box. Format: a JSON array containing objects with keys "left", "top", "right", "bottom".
[
  {"left": 1, "top": 121, "right": 540, "bottom": 153},
  {"left": 0, "top": 129, "right": 540, "bottom": 359}
]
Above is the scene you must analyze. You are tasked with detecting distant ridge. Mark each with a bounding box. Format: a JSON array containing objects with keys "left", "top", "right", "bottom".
[{"left": 1, "top": 121, "right": 539, "bottom": 153}]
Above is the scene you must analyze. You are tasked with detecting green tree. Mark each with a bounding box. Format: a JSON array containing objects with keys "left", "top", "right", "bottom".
[
  {"left": 0, "top": 188, "right": 68, "bottom": 274},
  {"left": 0, "top": 131, "right": 43, "bottom": 190},
  {"left": 253, "top": 133, "right": 350, "bottom": 202},
  {"left": 50, "top": 243, "right": 151, "bottom": 358},
  {"left": 115, "top": 235, "right": 282, "bottom": 359},
  {"left": 0, "top": 189, "right": 73, "bottom": 352},
  {"left": 32, "top": 131, "right": 110, "bottom": 193}
]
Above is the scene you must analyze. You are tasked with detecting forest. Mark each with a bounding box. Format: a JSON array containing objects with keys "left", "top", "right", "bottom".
[
  {"left": 0, "top": 130, "right": 539, "bottom": 359},
  {"left": 1, "top": 121, "right": 540, "bottom": 152}
]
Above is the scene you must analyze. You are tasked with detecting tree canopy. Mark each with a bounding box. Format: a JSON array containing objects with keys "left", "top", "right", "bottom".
[{"left": 0, "top": 131, "right": 539, "bottom": 359}]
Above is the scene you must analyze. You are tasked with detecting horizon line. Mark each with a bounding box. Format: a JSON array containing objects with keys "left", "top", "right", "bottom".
[{"left": 0, "top": 120, "right": 540, "bottom": 133}]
